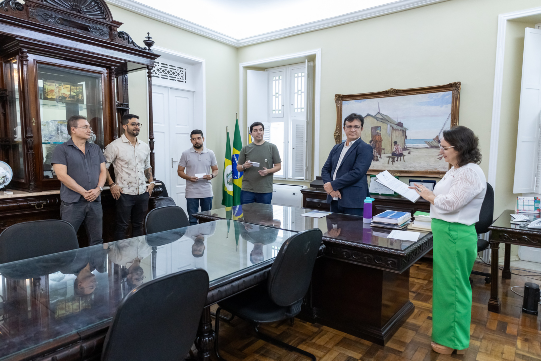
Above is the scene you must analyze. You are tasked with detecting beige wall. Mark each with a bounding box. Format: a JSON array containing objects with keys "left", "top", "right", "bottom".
[
  {"left": 109, "top": 5, "right": 239, "bottom": 207},
  {"left": 237, "top": 0, "right": 541, "bottom": 216},
  {"left": 110, "top": 0, "right": 541, "bottom": 215}
]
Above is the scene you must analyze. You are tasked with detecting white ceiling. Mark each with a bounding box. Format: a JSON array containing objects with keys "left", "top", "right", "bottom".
[{"left": 130, "top": 0, "right": 400, "bottom": 39}]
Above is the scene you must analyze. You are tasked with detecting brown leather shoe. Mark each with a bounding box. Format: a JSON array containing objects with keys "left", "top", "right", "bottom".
[{"left": 431, "top": 342, "right": 466, "bottom": 355}]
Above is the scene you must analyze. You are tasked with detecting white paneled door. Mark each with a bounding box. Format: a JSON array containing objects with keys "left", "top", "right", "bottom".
[{"left": 152, "top": 86, "right": 194, "bottom": 210}]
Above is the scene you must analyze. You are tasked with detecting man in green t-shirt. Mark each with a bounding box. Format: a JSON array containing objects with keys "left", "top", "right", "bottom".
[{"left": 237, "top": 122, "right": 282, "bottom": 204}]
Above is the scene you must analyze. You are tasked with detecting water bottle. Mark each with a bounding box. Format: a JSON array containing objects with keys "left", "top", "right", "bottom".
[{"left": 363, "top": 197, "right": 375, "bottom": 223}]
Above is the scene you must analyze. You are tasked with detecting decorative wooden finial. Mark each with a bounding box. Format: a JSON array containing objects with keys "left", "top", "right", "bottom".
[{"left": 143, "top": 32, "right": 155, "bottom": 51}]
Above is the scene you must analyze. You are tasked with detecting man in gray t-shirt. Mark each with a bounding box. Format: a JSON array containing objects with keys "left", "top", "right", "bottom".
[
  {"left": 237, "top": 122, "right": 281, "bottom": 205},
  {"left": 178, "top": 130, "right": 218, "bottom": 224}
]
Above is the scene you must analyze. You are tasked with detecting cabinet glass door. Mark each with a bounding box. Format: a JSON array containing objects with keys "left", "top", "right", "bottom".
[
  {"left": 3, "top": 59, "right": 25, "bottom": 181},
  {"left": 37, "top": 65, "right": 104, "bottom": 179}
]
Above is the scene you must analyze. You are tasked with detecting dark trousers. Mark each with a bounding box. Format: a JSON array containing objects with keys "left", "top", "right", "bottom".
[
  {"left": 240, "top": 190, "right": 272, "bottom": 205},
  {"left": 61, "top": 199, "right": 103, "bottom": 245},
  {"left": 186, "top": 197, "right": 213, "bottom": 225},
  {"left": 330, "top": 201, "right": 364, "bottom": 217},
  {"left": 115, "top": 193, "right": 150, "bottom": 240}
]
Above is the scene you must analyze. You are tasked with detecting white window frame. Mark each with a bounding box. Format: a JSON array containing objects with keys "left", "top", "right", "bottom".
[{"left": 264, "top": 63, "right": 312, "bottom": 180}]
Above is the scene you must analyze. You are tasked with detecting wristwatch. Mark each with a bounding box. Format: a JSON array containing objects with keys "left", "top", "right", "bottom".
[{"left": 99, "top": 186, "right": 103, "bottom": 192}]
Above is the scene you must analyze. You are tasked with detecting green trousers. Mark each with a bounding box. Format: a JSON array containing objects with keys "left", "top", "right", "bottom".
[{"left": 431, "top": 218, "right": 477, "bottom": 350}]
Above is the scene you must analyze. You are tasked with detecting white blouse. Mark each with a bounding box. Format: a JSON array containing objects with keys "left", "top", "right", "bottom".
[{"left": 430, "top": 163, "right": 487, "bottom": 226}]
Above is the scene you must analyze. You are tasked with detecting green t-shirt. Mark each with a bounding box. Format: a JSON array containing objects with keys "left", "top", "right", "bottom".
[{"left": 238, "top": 142, "right": 281, "bottom": 193}]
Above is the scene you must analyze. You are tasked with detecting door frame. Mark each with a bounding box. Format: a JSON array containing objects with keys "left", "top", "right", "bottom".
[{"left": 149, "top": 46, "right": 206, "bottom": 149}]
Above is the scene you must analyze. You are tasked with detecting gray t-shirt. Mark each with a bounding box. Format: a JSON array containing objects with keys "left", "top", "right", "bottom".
[
  {"left": 178, "top": 147, "right": 218, "bottom": 199},
  {"left": 238, "top": 142, "right": 281, "bottom": 194}
]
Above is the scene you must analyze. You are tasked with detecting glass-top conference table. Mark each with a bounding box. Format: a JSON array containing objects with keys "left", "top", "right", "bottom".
[
  {"left": 196, "top": 203, "right": 433, "bottom": 345},
  {"left": 0, "top": 220, "right": 296, "bottom": 361}
]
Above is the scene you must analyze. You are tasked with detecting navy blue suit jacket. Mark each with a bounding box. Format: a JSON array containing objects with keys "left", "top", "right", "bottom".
[{"left": 321, "top": 139, "right": 373, "bottom": 209}]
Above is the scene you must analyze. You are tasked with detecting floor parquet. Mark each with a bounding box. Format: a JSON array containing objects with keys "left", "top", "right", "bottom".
[{"left": 211, "top": 260, "right": 541, "bottom": 361}]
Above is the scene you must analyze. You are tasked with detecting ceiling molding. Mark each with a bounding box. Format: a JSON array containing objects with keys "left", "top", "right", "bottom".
[
  {"left": 106, "top": 0, "right": 449, "bottom": 48},
  {"left": 106, "top": 0, "right": 238, "bottom": 46}
]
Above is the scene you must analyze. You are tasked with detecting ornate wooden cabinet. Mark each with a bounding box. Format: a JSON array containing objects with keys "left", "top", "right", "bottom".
[{"left": 0, "top": 0, "right": 160, "bottom": 244}]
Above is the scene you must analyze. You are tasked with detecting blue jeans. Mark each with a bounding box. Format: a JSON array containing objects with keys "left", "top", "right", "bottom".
[
  {"left": 186, "top": 197, "right": 213, "bottom": 225},
  {"left": 240, "top": 191, "right": 272, "bottom": 205},
  {"left": 330, "top": 201, "right": 364, "bottom": 217}
]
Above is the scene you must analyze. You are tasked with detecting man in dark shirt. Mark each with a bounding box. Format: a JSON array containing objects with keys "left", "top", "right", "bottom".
[{"left": 52, "top": 115, "right": 106, "bottom": 245}]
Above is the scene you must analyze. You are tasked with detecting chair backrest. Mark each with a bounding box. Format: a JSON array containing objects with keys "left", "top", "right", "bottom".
[
  {"left": 267, "top": 229, "right": 322, "bottom": 306},
  {"left": 0, "top": 220, "right": 79, "bottom": 264},
  {"left": 101, "top": 269, "right": 209, "bottom": 361},
  {"left": 475, "top": 182, "right": 494, "bottom": 235},
  {"left": 154, "top": 196, "right": 176, "bottom": 208},
  {"left": 145, "top": 206, "right": 189, "bottom": 234}
]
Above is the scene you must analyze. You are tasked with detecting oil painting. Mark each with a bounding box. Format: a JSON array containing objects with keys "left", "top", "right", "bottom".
[{"left": 335, "top": 83, "right": 460, "bottom": 177}]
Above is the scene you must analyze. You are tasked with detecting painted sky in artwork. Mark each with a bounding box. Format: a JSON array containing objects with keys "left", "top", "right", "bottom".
[{"left": 342, "top": 91, "right": 452, "bottom": 139}]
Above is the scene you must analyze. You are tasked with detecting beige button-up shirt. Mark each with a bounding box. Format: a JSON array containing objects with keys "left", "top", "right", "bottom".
[{"left": 104, "top": 134, "right": 151, "bottom": 195}]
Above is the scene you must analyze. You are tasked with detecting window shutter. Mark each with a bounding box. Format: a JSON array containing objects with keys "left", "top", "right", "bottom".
[
  {"left": 291, "top": 118, "right": 307, "bottom": 179},
  {"left": 305, "top": 60, "right": 314, "bottom": 180},
  {"left": 513, "top": 28, "right": 541, "bottom": 193},
  {"left": 269, "top": 70, "right": 285, "bottom": 118},
  {"left": 262, "top": 121, "right": 271, "bottom": 142}
]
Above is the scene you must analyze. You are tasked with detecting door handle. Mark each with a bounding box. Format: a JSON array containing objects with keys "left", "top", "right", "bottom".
[{"left": 172, "top": 158, "right": 174, "bottom": 168}]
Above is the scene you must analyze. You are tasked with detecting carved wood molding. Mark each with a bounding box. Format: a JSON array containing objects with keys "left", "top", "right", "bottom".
[{"left": 325, "top": 246, "right": 400, "bottom": 271}]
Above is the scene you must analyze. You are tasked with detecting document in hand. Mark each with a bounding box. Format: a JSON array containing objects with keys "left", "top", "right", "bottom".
[{"left": 375, "top": 171, "right": 420, "bottom": 203}]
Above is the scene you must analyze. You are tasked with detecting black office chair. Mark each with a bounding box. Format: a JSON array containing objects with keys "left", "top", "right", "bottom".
[
  {"left": 154, "top": 196, "right": 176, "bottom": 208},
  {"left": 101, "top": 268, "right": 209, "bottom": 361},
  {"left": 471, "top": 183, "right": 495, "bottom": 284},
  {"left": 145, "top": 205, "right": 189, "bottom": 235},
  {"left": 214, "top": 229, "right": 323, "bottom": 361},
  {"left": 0, "top": 220, "right": 79, "bottom": 264}
]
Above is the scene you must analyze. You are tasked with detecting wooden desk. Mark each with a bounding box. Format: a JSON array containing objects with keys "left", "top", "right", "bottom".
[
  {"left": 301, "top": 187, "right": 431, "bottom": 214},
  {"left": 196, "top": 204, "right": 433, "bottom": 345},
  {"left": 488, "top": 209, "right": 541, "bottom": 313},
  {"left": 0, "top": 220, "right": 294, "bottom": 361}
]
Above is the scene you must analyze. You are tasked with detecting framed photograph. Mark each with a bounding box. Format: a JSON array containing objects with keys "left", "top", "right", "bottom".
[
  {"left": 335, "top": 82, "right": 461, "bottom": 177},
  {"left": 408, "top": 179, "right": 437, "bottom": 191},
  {"left": 44, "top": 81, "right": 57, "bottom": 100},
  {"left": 369, "top": 175, "right": 395, "bottom": 196}
]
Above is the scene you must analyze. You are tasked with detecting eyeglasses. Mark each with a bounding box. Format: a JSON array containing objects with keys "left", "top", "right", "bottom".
[
  {"left": 76, "top": 126, "right": 92, "bottom": 130},
  {"left": 345, "top": 125, "right": 361, "bottom": 130},
  {"left": 129, "top": 123, "right": 142, "bottom": 127},
  {"left": 439, "top": 145, "right": 455, "bottom": 151}
]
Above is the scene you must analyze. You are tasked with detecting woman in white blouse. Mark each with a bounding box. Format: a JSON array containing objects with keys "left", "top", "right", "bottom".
[{"left": 411, "top": 126, "right": 486, "bottom": 355}]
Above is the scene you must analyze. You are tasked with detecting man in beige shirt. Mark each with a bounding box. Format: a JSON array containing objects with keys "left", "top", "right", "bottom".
[{"left": 104, "top": 114, "right": 155, "bottom": 240}]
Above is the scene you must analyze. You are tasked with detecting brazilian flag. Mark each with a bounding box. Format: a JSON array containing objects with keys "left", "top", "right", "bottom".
[
  {"left": 222, "top": 130, "right": 233, "bottom": 207},
  {"left": 232, "top": 118, "right": 243, "bottom": 206}
]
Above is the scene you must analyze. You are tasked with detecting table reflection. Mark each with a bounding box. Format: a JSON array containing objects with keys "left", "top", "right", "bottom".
[
  {"left": 198, "top": 204, "right": 427, "bottom": 251},
  {"left": 0, "top": 220, "right": 295, "bottom": 359}
]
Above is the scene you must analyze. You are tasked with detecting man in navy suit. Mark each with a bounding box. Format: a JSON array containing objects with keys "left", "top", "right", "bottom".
[{"left": 321, "top": 113, "right": 373, "bottom": 216}]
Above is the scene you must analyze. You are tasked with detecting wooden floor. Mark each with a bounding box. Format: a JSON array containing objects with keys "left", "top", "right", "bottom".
[{"left": 211, "top": 259, "right": 541, "bottom": 361}]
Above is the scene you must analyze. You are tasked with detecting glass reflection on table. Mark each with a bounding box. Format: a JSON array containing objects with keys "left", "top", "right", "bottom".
[
  {"left": 199, "top": 203, "right": 428, "bottom": 251},
  {"left": 0, "top": 220, "right": 295, "bottom": 360}
]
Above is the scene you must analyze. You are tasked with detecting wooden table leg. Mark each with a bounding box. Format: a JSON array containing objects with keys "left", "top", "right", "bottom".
[
  {"left": 195, "top": 306, "right": 214, "bottom": 361},
  {"left": 502, "top": 243, "right": 511, "bottom": 279},
  {"left": 488, "top": 241, "right": 501, "bottom": 313}
]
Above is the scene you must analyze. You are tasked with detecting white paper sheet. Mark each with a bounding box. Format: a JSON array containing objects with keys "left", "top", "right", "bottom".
[
  {"left": 387, "top": 230, "right": 421, "bottom": 242},
  {"left": 376, "top": 171, "right": 420, "bottom": 203},
  {"left": 195, "top": 173, "right": 206, "bottom": 179},
  {"left": 251, "top": 162, "right": 260, "bottom": 167},
  {"left": 301, "top": 210, "right": 332, "bottom": 218}
]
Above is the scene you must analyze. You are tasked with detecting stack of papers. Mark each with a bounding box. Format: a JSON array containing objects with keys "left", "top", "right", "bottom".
[
  {"left": 375, "top": 171, "right": 420, "bottom": 203},
  {"left": 409, "top": 211, "right": 432, "bottom": 231},
  {"left": 388, "top": 230, "right": 421, "bottom": 242}
]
